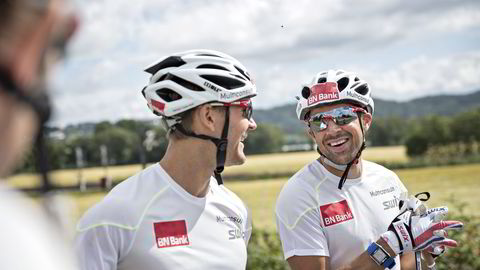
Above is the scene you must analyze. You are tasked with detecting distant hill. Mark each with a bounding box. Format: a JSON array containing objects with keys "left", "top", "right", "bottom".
[{"left": 254, "top": 90, "right": 480, "bottom": 133}]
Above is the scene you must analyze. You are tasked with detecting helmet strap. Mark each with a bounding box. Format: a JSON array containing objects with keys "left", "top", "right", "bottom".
[
  {"left": 337, "top": 111, "right": 366, "bottom": 189},
  {"left": 173, "top": 107, "right": 230, "bottom": 185}
]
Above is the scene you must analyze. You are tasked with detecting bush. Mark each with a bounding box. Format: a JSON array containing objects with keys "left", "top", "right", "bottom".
[
  {"left": 435, "top": 197, "right": 480, "bottom": 270},
  {"left": 247, "top": 229, "right": 288, "bottom": 270},
  {"left": 405, "top": 134, "right": 429, "bottom": 157}
]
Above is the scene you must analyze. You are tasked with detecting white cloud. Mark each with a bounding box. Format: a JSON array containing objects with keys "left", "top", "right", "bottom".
[
  {"left": 48, "top": 0, "right": 480, "bottom": 125},
  {"left": 361, "top": 51, "right": 480, "bottom": 101}
]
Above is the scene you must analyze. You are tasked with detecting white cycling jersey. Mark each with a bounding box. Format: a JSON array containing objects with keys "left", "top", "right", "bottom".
[
  {"left": 75, "top": 163, "right": 252, "bottom": 270},
  {"left": 275, "top": 160, "right": 407, "bottom": 269}
]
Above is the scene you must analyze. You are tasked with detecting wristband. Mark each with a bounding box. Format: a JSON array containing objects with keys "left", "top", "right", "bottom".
[{"left": 367, "top": 242, "right": 396, "bottom": 269}]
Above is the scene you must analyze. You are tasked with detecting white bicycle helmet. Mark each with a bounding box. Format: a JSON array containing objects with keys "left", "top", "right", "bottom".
[
  {"left": 296, "top": 69, "right": 374, "bottom": 121},
  {"left": 142, "top": 49, "right": 257, "bottom": 128},
  {"left": 141, "top": 49, "right": 257, "bottom": 185}
]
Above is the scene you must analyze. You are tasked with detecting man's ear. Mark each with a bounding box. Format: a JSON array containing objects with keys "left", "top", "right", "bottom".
[
  {"left": 193, "top": 104, "right": 218, "bottom": 132},
  {"left": 362, "top": 113, "right": 372, "bottom": 131}
]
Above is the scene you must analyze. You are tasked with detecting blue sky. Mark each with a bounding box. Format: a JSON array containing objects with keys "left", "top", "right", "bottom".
[{"left": 50, "top": 0, "right": 480, "bottom": 126}]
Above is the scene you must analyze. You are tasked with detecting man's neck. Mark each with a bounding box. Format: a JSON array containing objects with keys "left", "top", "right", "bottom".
[
  {"left": 318, "top": 156, "right": 363, "bottom": 179},
  {"left": 159, "top": 139, "right": 217, "bottom": 198}
]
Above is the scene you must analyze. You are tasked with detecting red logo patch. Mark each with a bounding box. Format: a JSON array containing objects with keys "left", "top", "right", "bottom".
[
  {"left": 153, "top": 220, "right": 190, "bottom": 248},
  {"left": 152, "top": 99, "right": 165, "bottom": 112},
  {"left": 320, "top": 200, "right": 354, "bottom": 227},
  {"left": 307, "top": 82, "right": 339, "bottom": 105}
]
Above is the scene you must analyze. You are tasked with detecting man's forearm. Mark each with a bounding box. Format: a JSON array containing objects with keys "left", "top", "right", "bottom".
[{"left": 336, "top": 237, "right": 396, "bottom": 270}]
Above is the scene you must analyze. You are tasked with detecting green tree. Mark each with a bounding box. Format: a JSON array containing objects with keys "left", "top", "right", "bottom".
[
  {"left": 405, "top": 134, "right": 429, "bottom": 157},
  {"left": 368, "top": 117, "right": 409, "bottom": 146},
  {"left": 450, "top": 108, "right": 480, "bottom": 143},
  {"left": 94, "top": 127, "right": 140, "bottom": 165},
  {"left": 244, "top": 124, "right": 284, "bottom": 155}
]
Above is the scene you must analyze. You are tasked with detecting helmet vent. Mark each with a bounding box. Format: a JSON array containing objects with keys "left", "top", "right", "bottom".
[
  {"left": 317, "top": 77, "right": 327, "bottom": 83},
  {"left": 336, "top": 70, "right": 344, "bottom": 75},
  {"left": 231, "top": 74, "right": 246, "bottom": 81},
  {"left": 197, "top": 64, "right": 229, "bottom": 71},
  {"left": 201, "top": 75, "right": 245, "bottom": 90},
  {"left": 156, "top": 88, "right": 182, "bottom": 102},
  {"left": 197, "top": 53, "right": 221, "bottom": 58},
  {"left": 165, "top": 74, "right": 204, "bottom": 92},
  {"left": 145, "top": 56, "right": 186, "bottom": 75},
  {"left": 350, "top": 81, "right": 361, "bottom": 89},
  {"left": 301, "top": 87, "right": 310, "bottom": 98},
  {"left": 337, "top": 77, "right": 349, "bottom": 92},
  {"left": 355, "top": 84, "right": 369, "bottom": 95},
  {"left": 234, "top": 66, "right": 251, "bottom": 81},
  {"left": 354, "top": 77, "right": 360, "bottom": 81}
]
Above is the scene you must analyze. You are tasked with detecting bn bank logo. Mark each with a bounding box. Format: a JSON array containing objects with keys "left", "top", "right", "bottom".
[
  {"left": 153, "top": 220, "right": 190, "bottom": 248},
  {"left": 307, "top": 82, "right": 339, "bottom": 106},
  {"left": 320, "top": 200, "right": 354, "bottom": 227}
]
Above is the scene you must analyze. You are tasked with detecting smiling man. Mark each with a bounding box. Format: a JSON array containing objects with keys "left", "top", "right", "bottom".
[
  {"left": 75, "top": 50, "right": 257, "bottom": 270},
  {"left": 275, "top": 69, "right": 463, "bottom": 270}
]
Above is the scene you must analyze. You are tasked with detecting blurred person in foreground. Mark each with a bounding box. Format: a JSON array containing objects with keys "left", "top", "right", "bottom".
[
  {"left": 0, "top": 0, "right": 78, "bottom": 269},
  {"left": 275, "top": 69, "right": 464, "bottom": 270},
  {"left": 75, "top": 49, "right": 257, "bottom": 269}
]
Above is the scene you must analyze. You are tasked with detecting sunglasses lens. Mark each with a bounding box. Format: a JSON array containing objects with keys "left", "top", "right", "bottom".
[
  {"left": 242, "top": 103, "right": 253, "bottom": 120},
  {"left": 310, "top": 117, "right": 328, "bottom": 132},
  {"left": 336, "top": 114, "right": 357, "bottom": 125},
  {"left": 308, "top": 107, "right": 359, "bottom": 132}
]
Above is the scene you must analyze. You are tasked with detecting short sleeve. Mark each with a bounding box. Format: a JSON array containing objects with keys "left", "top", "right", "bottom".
[
  {"left": 75, "top": 225, "right": 118, "bottom": 270},
  {"left": 275, "top": 175, "right": 330, "bottom": 260},
  {"left": 275, "top": 206, "right": 329, "bottom": 259},
  {"left": 75, "top": 201, "right": 137, "bottom": 270}
]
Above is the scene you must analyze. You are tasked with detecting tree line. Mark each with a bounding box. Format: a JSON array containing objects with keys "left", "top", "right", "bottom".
[
  {"left": 369, "top": 107, "right": 480, "bottom": 158},
  {"left": 18, "top": 107, "right": 480, "bottom": 172}
]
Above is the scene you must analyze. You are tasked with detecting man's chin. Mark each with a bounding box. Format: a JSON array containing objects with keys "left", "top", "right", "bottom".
[{"left": 225, "top": 151, "right": 247, "bottom": 167}]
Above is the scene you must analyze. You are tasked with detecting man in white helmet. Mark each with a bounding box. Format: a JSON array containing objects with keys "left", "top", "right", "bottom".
[
  {"left": 275, "top": 70, "right": 463, "bottom": 270},
  {"left": 75, "top": 49, "right": 257, "bottom": 270},
  {"left": 0, "top": 0, "right": 79, "bottom": 269}
]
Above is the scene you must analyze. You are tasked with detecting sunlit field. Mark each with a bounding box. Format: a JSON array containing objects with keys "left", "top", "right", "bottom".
[
  {"left": 10, "top": 145, "right": 478, "bottom": 232},
  {"left": 8, "top": 145, "right": 408, "bottom": 188},
  {"left": 223, "top": 145, "right": 408, "bottom": 176}
]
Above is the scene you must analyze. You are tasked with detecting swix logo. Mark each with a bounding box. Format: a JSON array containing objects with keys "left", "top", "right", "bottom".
[
  {"left": 383, "top": 195, "right": 400, "bottom": 210},
  {"left": 307, "top": 82, "right": 339, "bottom": 105},
  {"left": 320, "top": 200, "right": 354, "bottom": 227},
  {"left": 396, "top": 224, "right": 410, "bottom": 242},
  {"left": 153, "top": 220, "right": 190, "bottom": 248}
]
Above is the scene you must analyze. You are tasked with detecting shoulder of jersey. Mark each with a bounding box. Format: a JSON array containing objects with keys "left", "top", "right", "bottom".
[
  {"left": 211, "top": 178, "right": 247, "bottom": 210},
  {"left": 77, "top": 164, "right": 170, "bottom": 230},
  {"left": 276, "top": 161, "right": 321, "bottom": 211},
  {"left": 362, "top": 160, "right": 396, "bottom": 177}
]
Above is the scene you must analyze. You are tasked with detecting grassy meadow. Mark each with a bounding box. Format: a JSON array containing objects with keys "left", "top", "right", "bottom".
[{"left": 7, "top": 145, "right": 480, "bottom": 231}]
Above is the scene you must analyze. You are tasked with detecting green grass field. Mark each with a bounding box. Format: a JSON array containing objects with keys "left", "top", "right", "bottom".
[{"left": 7, "top": 145, "right": 479, "bottom": 232}]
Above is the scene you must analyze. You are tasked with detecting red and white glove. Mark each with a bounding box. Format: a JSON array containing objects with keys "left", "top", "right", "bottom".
[{"left": 381, "top": 206, "right": 463, "bottom": 255}]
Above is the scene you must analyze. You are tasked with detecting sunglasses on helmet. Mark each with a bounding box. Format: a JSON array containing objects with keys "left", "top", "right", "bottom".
[
  {"left": 211, "top": 99, "right": 253, "bottom": 121},
  {"left": 307, "top": 106, "right": 366, "bottom": 132}
]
